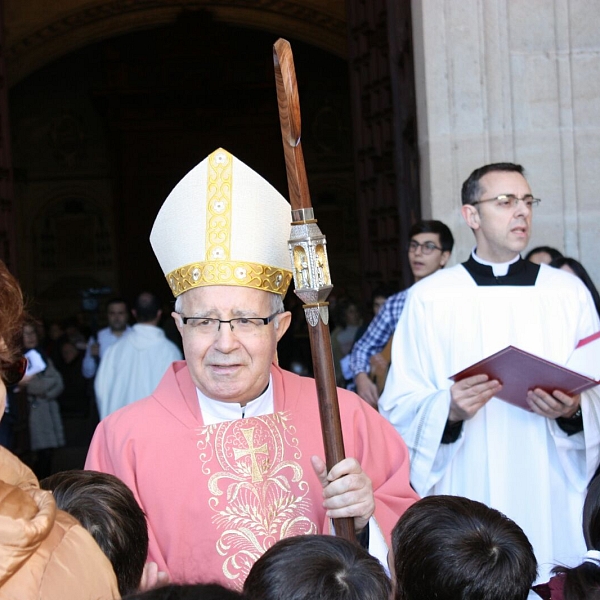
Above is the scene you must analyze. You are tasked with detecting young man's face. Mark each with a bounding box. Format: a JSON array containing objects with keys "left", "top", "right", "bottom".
[{"left": 408, "top": 233, "right": 450, "bottom": 282}]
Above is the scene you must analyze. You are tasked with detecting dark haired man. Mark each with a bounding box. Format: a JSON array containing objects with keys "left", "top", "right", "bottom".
[
  {"left": 350, "top": 220, "right": 454, "bottom": 406},
  {"left": 94, "top": 291, "right": 182, "bottom": 419},
  {"left": 379, "top": 163, "right": 600, "bottom": 583}
]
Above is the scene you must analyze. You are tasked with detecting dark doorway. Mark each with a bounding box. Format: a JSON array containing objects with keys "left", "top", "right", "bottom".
[{"left": 10, "top": 11, "right": 357, "bottom": 322}]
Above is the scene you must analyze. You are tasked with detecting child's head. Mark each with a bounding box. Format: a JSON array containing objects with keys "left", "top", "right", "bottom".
[
  {"left": 41, "top": 470, "right": 148, "bottom": 596},
  {"left": 392, "top": 495, "right": 537, "bottom": 600}
]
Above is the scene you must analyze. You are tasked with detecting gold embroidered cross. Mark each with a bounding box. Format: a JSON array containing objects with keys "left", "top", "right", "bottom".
[{"left": 233, "top": 427, "right": 268, "bottom": 482}]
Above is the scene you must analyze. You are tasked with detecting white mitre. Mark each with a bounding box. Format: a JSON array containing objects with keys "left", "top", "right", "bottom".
[{"left": 150, "top": 148, "right": 293, "bottom": 298}]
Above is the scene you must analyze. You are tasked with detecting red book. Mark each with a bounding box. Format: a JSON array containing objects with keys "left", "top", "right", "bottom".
[{"left": 450, "top": 346, "right": 599, "bottom": 411}]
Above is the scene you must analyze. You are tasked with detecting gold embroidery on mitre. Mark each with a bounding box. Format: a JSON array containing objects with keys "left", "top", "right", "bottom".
[
  {"left": 165, "top": 261, "right": 292, "bottom": 297},
  {"left": 206, "top": 149, "right": 232, "bottom": 262},
  {"left": 196, "top": 412, "right": 317, "bottom": 589}
]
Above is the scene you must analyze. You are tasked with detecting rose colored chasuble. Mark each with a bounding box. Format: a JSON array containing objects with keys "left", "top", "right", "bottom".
[{"left": 86, "top": 362, "right": 417, "bottom": 589}]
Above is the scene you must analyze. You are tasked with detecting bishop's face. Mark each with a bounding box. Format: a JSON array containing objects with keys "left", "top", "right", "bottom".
[
  {"left": 173, "top": 286, "right": 291, "bottom": 405},
  {"left": 465, "top": 170, "right": 533, "bottom": 263}
]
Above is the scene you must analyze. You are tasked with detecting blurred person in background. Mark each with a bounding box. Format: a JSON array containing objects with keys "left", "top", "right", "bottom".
[
  {"left": 20, "top": 320, "right": 65, "bottom": 479},
  {"left": 550, "top": 256, "right": 600, "bottom": 320},
  {"left": 525, "top": 245, "right": 563, "bottom": 265},
  {"left": 82, "top": 298, "right": 131, "bottom": 379},
  {"left": 0, "top": 259, "right": 118, "bottom": 598},
  {"left": 331, "top": 298, "right": 363, "bottom": 388}
]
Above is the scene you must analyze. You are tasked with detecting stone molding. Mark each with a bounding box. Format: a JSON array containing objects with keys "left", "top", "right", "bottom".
[{"left": 6, "top": 0, "right": 347, "bottom": 85}]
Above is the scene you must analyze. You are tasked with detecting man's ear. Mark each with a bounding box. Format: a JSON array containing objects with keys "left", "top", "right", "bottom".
[
  {"left": 439, "top": 251, "right": 451, "bottom": 268},
  {"left": 461, "top": 204, "right": 480, "bottom": 231},
  {"left": 274, "top": 311, "right": 292, "bottom": 343},
  {"left": 171, "top": 311, "right": 183, "bottom": 335}
]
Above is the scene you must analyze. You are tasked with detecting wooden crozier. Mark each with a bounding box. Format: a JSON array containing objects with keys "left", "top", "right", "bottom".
[{"left": 273, "top": 37, "right": 356, "bottom": 542}]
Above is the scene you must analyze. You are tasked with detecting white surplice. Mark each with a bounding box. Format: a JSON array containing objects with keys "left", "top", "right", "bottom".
[
  {"left": 379, "top": 261, "right": 600, "bottom": 583},
  {"left": 94, "top": 323, "right": 182, "bottom": 419}
]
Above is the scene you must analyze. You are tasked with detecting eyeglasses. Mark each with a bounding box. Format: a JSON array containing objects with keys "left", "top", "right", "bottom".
[
  {"left": 1, "top": 356, "right": 27, "bottom": 386},
  {"left": 180, "top": 312, "right": 280, "bottom": 336},
  {"left": 471, "top": 195, "right": 541, "bottom": 209},
  {"left": 407, "top": 240, "right": 443, "bottom": 255}
]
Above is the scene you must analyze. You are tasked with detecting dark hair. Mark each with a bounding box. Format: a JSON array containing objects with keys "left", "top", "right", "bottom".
[
  {"left": 584, "top": 472, "right": 600, "bottom": 550},
  {"left": 243, "top": 535, "right": 391, "bottom": 600},
  {"left": 525, "top": 246, "right": 564, "bottom": 262},
  {"left": 392, "top": 495, "right": 537, "bottom": 600},
  {"left": 40, "top": 470, "right": 148, "bottom": 596},
  {"left": 123, "top": 583, "right": 244, "bottom": 600},
  {"left": 0, "top": 260, "right": 26, "bottom": 363},
  {"left": 550, "top": 475, "right": 600, "bottom": 600},
  {"left": 549, "top": 257, "right": 600, "bottom": 319},
  {"left": 409, "top": 220, "right": 455, "bottom": 252},
  {"left": 134, "top": 292, "right": 162, "bottom": 323},
  {"left": 107, "top": 297, "right": 128, "bottom": 310},
  {"left": 370, "top": 284, "right": 395, "bottom": 302},
  {"left": 461, "top": 163, "right": 525, "bottom": 206},
  {"left": 333, "top": 297, "right": 361, "bottom": 330}
]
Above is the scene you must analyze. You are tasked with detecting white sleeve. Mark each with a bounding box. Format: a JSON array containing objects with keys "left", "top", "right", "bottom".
[
  {"left": 548, "top": 281, "right": 600, "bottom": 488},
  {"left": 378, "top": 288, "right": 463, "bottom": 496},
  {"left": 93, "top": 347, "right": 113, "bottom": 421},
  {"left": 329, "top": 517, "right": 390, "bottom": 576},
  {"left": 82, "top": 337, "right": 98, "bottom": 379},
  {"left": 366, "top": 517, "right": 390, "bottom": 576}
]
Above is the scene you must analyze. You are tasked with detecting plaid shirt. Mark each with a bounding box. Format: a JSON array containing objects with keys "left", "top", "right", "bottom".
[{"left": 349, "top": 289, "right": 409, "bottom": 378}]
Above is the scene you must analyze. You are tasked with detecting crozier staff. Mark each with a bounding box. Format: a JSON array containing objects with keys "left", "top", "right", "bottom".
[{"left": 274, "top": 37, "right": 354, "bottom": 540}]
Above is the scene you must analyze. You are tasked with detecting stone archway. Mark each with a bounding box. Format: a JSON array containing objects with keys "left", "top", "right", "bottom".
[
  {"left": 8, "top": 12, "right": 357, "bottom": 320},
  {"left": 5, "top": 1, "right": 347, "bottom": 86}
]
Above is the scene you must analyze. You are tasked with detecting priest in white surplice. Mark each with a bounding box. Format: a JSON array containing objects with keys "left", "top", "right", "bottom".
[
  {"left": 95, "top": 291, "right": 182, "bottom": 419},
  {"left": 379, "top": 163, "right": 600, "bottom": 584}
]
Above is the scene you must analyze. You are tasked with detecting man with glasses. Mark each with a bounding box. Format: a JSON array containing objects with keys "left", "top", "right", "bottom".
[
  {"left": 379, "top": 162, "right": 600, "bottom": 583},
  {"left": 350, "top": 220, "right": 454, "bottom": 406},
  {"left": 86, "top": 148, "right": 418, "bottom": 589}
]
